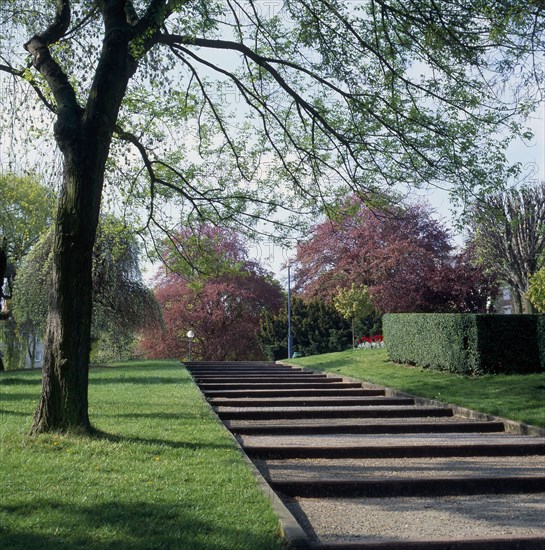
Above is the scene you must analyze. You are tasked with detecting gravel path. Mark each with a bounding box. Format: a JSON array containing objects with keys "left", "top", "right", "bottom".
[
  {"left": 237, "top": 432, "right": 545, "bottom": 447},
  {"left": 285, "top": 494, "right": 545, "bottom": 543},
  {"left": 255, "top": 456, "right": 545, "bottom": 481},
  {"left": 186, "top": 361, "right": 545, "bottom": 547}
]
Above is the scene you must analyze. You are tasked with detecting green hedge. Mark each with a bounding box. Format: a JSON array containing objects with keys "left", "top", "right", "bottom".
[{"left": 383, "top": 313, "right": 545, "bottom": 375}]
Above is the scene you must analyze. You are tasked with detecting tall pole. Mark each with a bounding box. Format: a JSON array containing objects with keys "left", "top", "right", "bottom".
[
  {"left": 187, "top": 330, "right": 194, "bottom": 361},
  {"left": 287, "top": 262, "right": 293, "bottom": 359}
]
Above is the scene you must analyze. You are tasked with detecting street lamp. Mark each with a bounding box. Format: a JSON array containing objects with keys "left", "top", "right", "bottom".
[
  {"left": 287, "top": 261, "right": 293, "bottom": 359},
  {"left": 187, "top": 330, "right": 194, "bottom": 361}
]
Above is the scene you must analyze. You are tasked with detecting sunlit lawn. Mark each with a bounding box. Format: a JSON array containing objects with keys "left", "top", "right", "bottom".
[
  {"left": 0, "top": 361, "right": 282, "bottom": 549},
  {"left": 289, "top": 349, "right": 545, "bottom": 428}
]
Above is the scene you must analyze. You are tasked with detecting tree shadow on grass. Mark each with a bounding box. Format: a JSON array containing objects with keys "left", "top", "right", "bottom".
[
  {"left": 0, "top": 377, "right": 41, "bottom": 386},
  {"left": 0, "top": 408, "right": 31, "bottom": 417},
  {"left": 0, "top": 499, "right": 282, "bottom": 550},
  {"left": 89, "top": 376, "right": 191, "bottom": 385},
  {"left": 97, "top": 411, "right": 201, "bottom": 421},
  {"left": 94, "top": 431, "right": 235, "bottom": 452}
]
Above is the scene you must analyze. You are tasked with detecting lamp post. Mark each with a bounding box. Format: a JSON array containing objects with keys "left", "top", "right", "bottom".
[
  {"left": 187, "top": 330, "right": 194, "bottom": 361},
  {"left": 287, "top": 261, "right": 293, "bottom": 359}
]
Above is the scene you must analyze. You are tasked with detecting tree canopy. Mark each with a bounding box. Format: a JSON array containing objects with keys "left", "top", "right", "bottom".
[
  {"left": 0, "top": 0, "right": 541, "bottom": 433},
  {"left": 468, "top": 182, "right": 545, "bottom": 313},
  {"left": 140, "top": 224, "right": 283, "bottom": 360},
  {"left": 293, "top": 198, "right": 496, "bottom": 313},
  {"left": 0, "top": 174, "right": 54, "bottom": 317}
]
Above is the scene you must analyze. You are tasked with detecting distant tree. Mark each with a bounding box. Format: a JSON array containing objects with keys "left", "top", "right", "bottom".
[
  {"left": 468, "top": 183, "right": 545, "bottom": 313},
  {"left": 294, "top": 198, "right": 494, "bottom": 313},
  {"left": 12, "top": 216, "right": 160, "bottom": 365},
  {"left": 368, "top": 246, "right": 498, "bottom": 314},
  {"left": 332, "top": 284, "right": 374, "bottom": 348},
  {"left": 0, "top": 174, "right": 55, "bottom": 370},
  {"left": 140, "top": 225, "right": 283, "bottom": 361},
  {"left": 0, "top": 174, "right": 54, "bottom": 318},
  {"left": 258, "top": 297, "right": 351, "bottom": 361},
  {"left": 527, "top": 268, "right": 545, "bottom": 313}
]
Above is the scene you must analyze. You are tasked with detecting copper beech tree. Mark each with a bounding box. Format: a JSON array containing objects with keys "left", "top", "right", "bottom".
[
  {"left": 293, "top": 199, "right": 497, "bottom": 313},
  {"left": 140, "top": 225, "right": 283, "bottom": 361},
  {"left": 0, "top": 1, "right": 540, "bottom": 433}
]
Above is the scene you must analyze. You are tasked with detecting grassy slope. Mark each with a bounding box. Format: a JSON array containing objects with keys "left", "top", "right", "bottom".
[
  {"left": 0, "top": 361, "right": 282, "bottom": 550},
  {"left": 289, "top": 349, "right": 545, "bottom": 428}
]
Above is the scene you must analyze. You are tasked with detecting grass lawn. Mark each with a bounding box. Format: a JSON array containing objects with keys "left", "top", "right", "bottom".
[
  {"left": 289, "top": 349, "right": 545, "bottom": 429},
  {"left": 0, "top": 361, "right": 283, "bottom": 550}
]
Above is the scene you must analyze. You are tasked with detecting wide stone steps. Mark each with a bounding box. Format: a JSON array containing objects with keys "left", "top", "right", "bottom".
[
  {"left": 184, "top": 360, "right": 545, "bottom": 548},
  {"left": 216, "top": 406, "right": 453, "bottom": 421},
  {"left": 228, "top": 420, "right": 506, "bottom": 435},
  {"left": 204, "top": 388, "right": 386, "bottom": 397},
  {"left": 210, "top": 396, "right": 416, "bottom": 407}
]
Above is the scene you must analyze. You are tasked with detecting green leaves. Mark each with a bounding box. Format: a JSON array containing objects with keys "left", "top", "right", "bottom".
[
  {"left": 333, "top": 283, "right": 374, "bottom": 321},
  {"left": 0, "top": 174, "right": 55, "bottom": 264}
]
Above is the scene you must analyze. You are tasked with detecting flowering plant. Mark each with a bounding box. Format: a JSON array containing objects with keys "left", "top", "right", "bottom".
[{"left": 357, "top": 334, "right": 384, "bottom": 349}]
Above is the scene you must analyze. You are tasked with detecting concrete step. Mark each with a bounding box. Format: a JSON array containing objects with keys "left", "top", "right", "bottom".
[
  {"left": 195, "top": 375, "right": 333, "bottom": 383},
  {"left": 270, "top": 476, "right": 545, "bottom": 498},
  {"left": 200, "top": 381, "right": 363, "bottom": 390},
  {"left": 228, "top": 420, "right": 505, "bottom": 435},
  {"left": 307, "top": 539, "right": 545, "bottom": 549},
  {"left": 204, "top": 388, "right": 386, "bottom": 398},
  {"left": 257, "top": 455, "right": 545, "bottom": 479},
  {"left": 188, "top": 367, "right": 306, "bottom": 373},
  {"left": 185, "top": 361, "right": 277, "bottom": 368},
  {"left": 243, "top": 441, "right": 545, "bottom": 459},
  {"left": 217, "top": 406, "right": 453, "bottom": 421},
  {"left": 210, "top": 397, "right": 415, "bottom": 407},
  {"left": 257, "top": 455, "right": 545, "bottom": 481},
  {"left": 189, "top": 370, "right": 306, "bottom": 377}
]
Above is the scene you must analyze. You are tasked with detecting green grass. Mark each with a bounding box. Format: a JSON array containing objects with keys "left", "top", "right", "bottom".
[
  {"left": 0, "top": 361, "right": 283, "bottom": 550},
  {"left": 289, "top": 349, "right": 545, "bottom": 429}
]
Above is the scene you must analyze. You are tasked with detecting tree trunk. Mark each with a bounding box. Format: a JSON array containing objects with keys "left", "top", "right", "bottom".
[
  {"left": 28, "top": 5, "right": 137, "bottom": 434},
  {"left": 30, "top": 164, "right": 98, "bottom": 435},
  {"left": 522, "top": 295, "right": 536, "bottom": 314}
]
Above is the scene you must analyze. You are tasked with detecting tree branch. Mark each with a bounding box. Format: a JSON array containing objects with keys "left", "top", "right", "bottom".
[
  {"left": 159, "top": 33, "right": 364, "bottom": 157},
  {"left": 23, "top": 1, "right": 80, "bottom": 119}
]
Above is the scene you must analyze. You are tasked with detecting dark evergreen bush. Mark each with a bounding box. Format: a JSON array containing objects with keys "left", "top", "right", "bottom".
[
  {"left": 258, "top": 297, "right": 351, "bottom": 360},
  {"left": 383, "top": 313, "right": 545, "bottom": 375}
]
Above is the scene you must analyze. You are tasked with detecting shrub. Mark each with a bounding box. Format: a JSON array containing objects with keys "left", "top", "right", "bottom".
[{"left": 383, "top": 313, "right": 545, "bottom": 375}]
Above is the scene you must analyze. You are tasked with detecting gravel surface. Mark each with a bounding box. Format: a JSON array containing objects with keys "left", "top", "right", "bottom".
[
  {"left": 226, "top": 416, "right": 488, "bottom": 428},
  {"left": 255, "top": 456, "right": 545, "bottom": 480},
  {"left": 286, "top": 494, "right": 545, "bottom": 542},
  {"left": 237, "top": 432, "right": 545, "bottom": 447}
]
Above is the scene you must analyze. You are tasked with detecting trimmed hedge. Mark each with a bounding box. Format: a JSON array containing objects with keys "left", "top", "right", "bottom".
[{"left": 383, "top": 313, "right": 545, "bottom": 375}]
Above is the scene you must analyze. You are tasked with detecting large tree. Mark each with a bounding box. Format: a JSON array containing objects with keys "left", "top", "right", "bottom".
[
  {"left": 294, "top": 198, "right": 496, "bottom": 313},
  {"left": 0, "top": 1, "right": 538, "bottom": 433},
  {"left": 140, "top": 224, "right": 283, "bottom": 360},
  {"left": 468, "top": 182, "right": 545, "bottom": 313}
]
